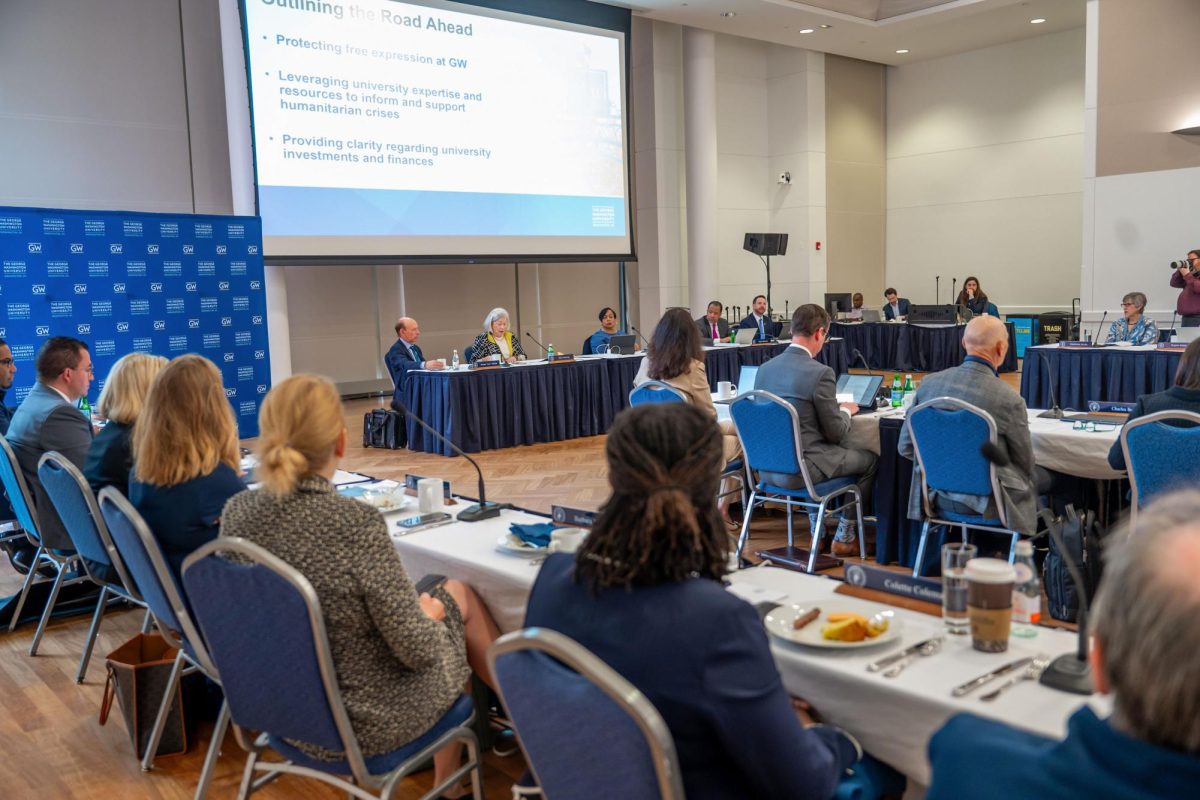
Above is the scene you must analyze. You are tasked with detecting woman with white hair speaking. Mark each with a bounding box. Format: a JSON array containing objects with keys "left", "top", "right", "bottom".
[
  {"left": 1106, "top": 291, "right": 1158, "bottom": 345},
  {"left": 468, "top": 307, "right": 527, "bottom": 364}
]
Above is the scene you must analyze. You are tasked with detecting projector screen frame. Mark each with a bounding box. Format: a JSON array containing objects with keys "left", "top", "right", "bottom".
[{"left": 235, "top": 0, "right": 635, "bottom": 266}]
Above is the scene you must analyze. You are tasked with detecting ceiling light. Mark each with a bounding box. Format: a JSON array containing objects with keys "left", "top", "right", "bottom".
[
  {"left": 896, "top": 49, "right": 909, "bottom": 54},
  {"left": 800, "top": 28, "right": 814, "bottom": 34},
  {"left": 1030, "top": 18, "right": 1046, "bottom": 24},
  {"left": 720, "top": 11, "right": 736, "bottom": 17},
  {"left": 820, "top": 24, "right": 832, "bottom": 29}
]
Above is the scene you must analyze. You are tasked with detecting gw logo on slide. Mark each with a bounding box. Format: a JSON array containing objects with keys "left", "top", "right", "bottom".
[
  {"left": 32, "top": 284, "right": 47, "bottom": 295},
  {"left": 147, "top": 244, "right": 160, "bottom": 254},
  {"left": 221, "top": 316, "right": 232, "bottom": 327},
  {"left": 248, "top": 245, "right": 259, "bottom": 255},
  {"left": 216, "top": 245, "right": 227, "bottom": 255},
  {"left": 74, "top": 284, "right": 88, "bottom": 294},
  {"left": 35, "top": 326, "right": 50, "bottom": 336},
  {"left": 112, "top": 282, "right": 126, "bottom": 293},
  {"left": 70, "top": 243, "right": 84, "bottom": 254},
  {"left": 257, "top": 384, "right": 267, "bottom": 395},
  {"left": 249, "top": 280, "right": 261, "bottom": 290},
  {"left": 183, "top": 244, "right": 194, "bottom": 255},
  {"left": 27, "top": 243, "right": 42, "bottom": 253},
  {"left": 77, "top": 323, "right": 91, "bottom": 335},
  {"left": 251, "top": 315, "right": 263, "bottom": 325},
  {"left": 109, "top": 243, "right": 123, "bottom": 254},
  {"left": 225, "top": 387, "right": 237, "bottom": 398},
  {"left": 254, "top": 349, "right": 265, "bottom": 360},
  {"left": 185, "top": 281, "right": 198, "bottom": 292},
  {"left": 153, "top": 320, "right": 166, "bottom": 331},
  {"left": 218, "top": 281, "right": 230, "bottom": 291},
  {"left": 150, "top": 282, "right": 163, "bottom": 292},
  {"left": 223, "top": 353, "right": 235, "bottom": 363},
  {"left": 188, "top": 318, "right": 201, "bottom": 329},
  {"left": 116, "top": 322, "right": 130, "bottom": 333}
]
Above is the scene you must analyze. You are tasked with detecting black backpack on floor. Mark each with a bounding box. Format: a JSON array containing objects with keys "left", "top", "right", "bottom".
[
  {"left": 363, "top": 409, "right": 405, "bottom": 449},
  {"left": 1043, "top": 505, "right": 1105, "bottom": 623}
]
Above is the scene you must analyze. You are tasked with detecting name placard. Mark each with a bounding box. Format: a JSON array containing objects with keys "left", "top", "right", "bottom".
[
  {"left": 551, "top": 504, "right": 596, "bottom": 527},
  {"left": 1086, "top": 400, "right": 1135, "bottom": 414},
  {"left": 404, "top": 474, "right": 452, "bottom": 499},
  {"left": 1058, "top": 340, "right": 1095, "bottom": 349},
  {"left": 1158, "top": 341, "right": 1189, "bottom": 350},
  {"left": 844, "top": 563, "right": 943, "bottom": 604},
  {"left": 547, "top": 353, "right": 575, "bottom": 363},
  {"left": 468, "top": 361, "right": 501, "bottom": 370}
]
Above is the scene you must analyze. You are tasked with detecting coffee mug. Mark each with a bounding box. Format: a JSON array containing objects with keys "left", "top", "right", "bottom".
[
  {"left": 964, "top": 558, "right": 1016, "bottom": 653},
  {"left": 548, "top": 527, "right": 587, "bottom": 554},
  {"left": 417, "top": 478, "right": 444, "bottom": 514},
  {"left": 717, "top": 380, "right": 734, "bottom": 399}
]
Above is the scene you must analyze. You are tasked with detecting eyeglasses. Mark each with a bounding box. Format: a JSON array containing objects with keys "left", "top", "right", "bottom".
[
  {"left": 1072, "top": 421, "right": 1117, "bottom": 432},
  {"left": 1120, "top": 302, "right": 1135, "bottom": 307},
  {"left": 0, "top": 358, "right": 13, "bottom": 366}
]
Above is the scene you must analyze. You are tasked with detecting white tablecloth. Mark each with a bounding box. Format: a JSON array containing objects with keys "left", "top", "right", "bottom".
[{"left": 382, "top": 505, "right": 1107, "bottom": 784}]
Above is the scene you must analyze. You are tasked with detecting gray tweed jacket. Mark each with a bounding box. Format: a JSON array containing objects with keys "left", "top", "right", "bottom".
[{"left": 219, "top": 477, "right": 470, "bottom": 758}]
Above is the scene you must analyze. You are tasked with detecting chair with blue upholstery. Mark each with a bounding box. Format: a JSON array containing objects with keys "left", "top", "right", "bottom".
[
  {"left": 97, "top": 487, "right": 228, "bottom": 795},
  {"left": 37, "top": 452, "right": 151, "bottom": 683},
  {"left": 0, "top": 437, "right": 86, "bottom": 654},
  {"left": 1120, "top": 409, "right": 1200, "bottom": 528},
  {"left": 904, "top": 397, "right": 1023, "bottom": 577},
  {"left": 487, "top": 627, "right": 684, "bottom": 800},
  {"left": 728, "top": 391, "right": 867, "bottom": 571},
  {"left": 182, "top": 537, "right": 483, "bottom": 800},
  {"left": 464, "top": 344, "right": 476, "bottom": 364},
  {"left": 628, "top": 380, "right": 687, "bottom": 406},
  {"left": 581, "top": 336, "right": 594, "bottom": 355}
]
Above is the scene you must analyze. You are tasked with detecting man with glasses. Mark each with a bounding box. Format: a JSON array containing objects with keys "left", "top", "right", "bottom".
[
  {"left": 5, "top": 336, "right": 95, "bottom": 559},
  {"left": 1170, "top": 249, "right": 1200, "bottom": 327},
  {"left": 0, "top": 339, "right": 16, "bottom": 436}
]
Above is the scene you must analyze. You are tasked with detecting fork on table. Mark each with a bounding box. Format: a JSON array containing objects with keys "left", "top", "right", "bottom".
[{"left": 980, "top": 655, "right": 1051, "bottom": 701}]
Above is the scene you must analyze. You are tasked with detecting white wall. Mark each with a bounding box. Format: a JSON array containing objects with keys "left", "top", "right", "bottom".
[{"left": 886, "top": 29, "right": 1086, "bottom": 314}]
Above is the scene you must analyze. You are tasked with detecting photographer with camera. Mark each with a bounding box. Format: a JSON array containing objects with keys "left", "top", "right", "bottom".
[{"left": 1169, "top": 249, "right": 1200, "bottom": 327}]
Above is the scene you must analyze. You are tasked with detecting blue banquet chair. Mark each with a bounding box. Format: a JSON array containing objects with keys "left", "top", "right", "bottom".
[{"left": 1119, "top": 409, "right": 1200, "bottom": 528}]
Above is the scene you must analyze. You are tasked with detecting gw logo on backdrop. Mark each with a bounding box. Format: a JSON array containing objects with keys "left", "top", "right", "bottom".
[
  {"left": 147, "top": 244, "right": 160, "bottom": 254},
  {"left": 32, "top": 284, "right": 47, "bottom": 295},
  {"left": 188, "top": 318, "right": 201, "bottom": 329},
  {"left": 27, "top": 243, "right": 42, "bottom": 253},
  {"left": 112, "top": 282, "right": 126, "bottom": 293},
  {"left": 109, "top": 243, "right": 123, "bottom": 254},
  {"left": 77, "top": 323, "right": 91, "bottom": 335},
  {"left": 185, "top": 281, "right": 197, "bottom": 292},
  {"left": 150, "top": 282, "right": 163, "bottom": 292},
  {"left": 70, "top": 243, "right": 84, "bottom": 254},
  {"left": 74, "top": 284, "right": 87, "bottom": 294},
  {"left": 116, "top": 322, "right": 130, "bottom": 333},
  {"left": 35, "top": 325, "right": 50, "bottom": 336},
  {"left": 183, "top": 244, "right": 194, "bottom": 254}
]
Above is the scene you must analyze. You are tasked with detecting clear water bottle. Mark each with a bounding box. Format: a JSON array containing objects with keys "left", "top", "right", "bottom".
[
  {"left": 1012, "top": 540, "right": 1041, "bottom": 637},
  {"left": 451, "top": 349, "right": 460, "bottom": 369},
  {"left": 546, "top": 343, "right": 555, "bottom": 360},
  {"left": 890, "top": 373, "right": 902, "bottom": 407}
]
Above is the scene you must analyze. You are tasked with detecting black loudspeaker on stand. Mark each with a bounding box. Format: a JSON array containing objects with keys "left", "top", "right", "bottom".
[{"left": 744, "top": 233, "right": 788, "bottom": 321}]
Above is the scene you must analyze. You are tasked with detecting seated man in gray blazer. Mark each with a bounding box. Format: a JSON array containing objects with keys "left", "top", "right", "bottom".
[
  {"left": 5, "top": 336, "right": 95, "bottom": 557},
  {"left": 754, "top": 304, "right": 877, "bottom": 555},
  {"left": 897, "top": 316, "right": 1039, "bottom": 535},
  {"left": 695, "top": 300, "right": 731, "bottom": 343}
]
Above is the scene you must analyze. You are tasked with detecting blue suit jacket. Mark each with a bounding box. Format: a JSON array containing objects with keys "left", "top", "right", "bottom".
[
  {"left": 883, "top": 298, "right": 911, "bottom": 320},
  {"left": 1107, "top": 386, "right": 1200, "bottom": 470},
  {"left": 384, "top": 338, "right": 426, "bottom": 407},
  {"left": 737, "top": 313, "right": 782, "bottom": 340},
  {"left": 928, "top": 708, "right": 1200, "bottom": 800},
  {"left": 524, "top": 553, "right": 853, "bottom": 800},
  {"left": 5, "top": 382, "right": 94, "bottom": 550}
]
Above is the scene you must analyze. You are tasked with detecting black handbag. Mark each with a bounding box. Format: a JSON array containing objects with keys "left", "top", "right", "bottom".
[{"left": 363, "top": 408, "right": 405, "bottom": 449}]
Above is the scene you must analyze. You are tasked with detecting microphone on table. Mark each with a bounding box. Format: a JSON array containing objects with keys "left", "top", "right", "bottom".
[
  {"left": 393, "top": 400, "right": 509, "bottom": 522},
  {"left": 630, "top": 326, "right": 650, "bottom": 348},
  {"left": 1035, "top": 349, "right": 1065, "bottom": 419},
  {"left": 951, "top": 278, "right": 957, "bottom": 307},
  {"left": 1091, "top": 310, "right": 1108, "bottom": 345},
  {"left": 1165, "top": 311, "right": 1178, "bottom": 344},
  {"left": 935, "top": 275, "right": 940, "bottom": 305},
  {"left": 980, "top": 442, "right": 1093, "bottom": 695},
  {"left": 524, "top": 331, "right": 549, "bottom": 355}
]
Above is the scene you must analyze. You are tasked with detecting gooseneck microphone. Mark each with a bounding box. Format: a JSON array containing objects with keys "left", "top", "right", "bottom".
[
  {"left": 524, "top": 331, "right": 549, "bottom": 355},
  {"left": 952, "top": 278, "right": 958, "bottom": 307},
  {"left": 630, "top": 326, "right": 650, "bottom": 347},
  {"left": 1165, "top": 311, "right": 1178, "bottom": 344},
  {"left": 394, "top": 400, "right": 508, "bottom": 522},
  {"left": 1035, "top": 352, "right": 1064, "bottom": 419},
  {"left": 980, "top": 442, "right": 1093, "bottom": 695},
  {"left": 1092, "top": 310, "right": 1108, "bottom": 345},
  {"left": 934, "top": 276, "right": 940, "bottom": 305}
]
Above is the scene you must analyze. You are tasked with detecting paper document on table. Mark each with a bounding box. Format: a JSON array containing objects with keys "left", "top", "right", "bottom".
[
  {"left": 726, "top": 581, "right": 790, "bottom": 606},
  {"left": 333, "top": 470, "right": 372, "bottom": 486}
]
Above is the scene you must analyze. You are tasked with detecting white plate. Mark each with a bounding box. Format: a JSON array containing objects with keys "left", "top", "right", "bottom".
[
  {"left": 496, "top": 534, "right": 548, "bottom": 557},
  {"left": 764, "top": 604, "right": 902, "bottom": 649}
]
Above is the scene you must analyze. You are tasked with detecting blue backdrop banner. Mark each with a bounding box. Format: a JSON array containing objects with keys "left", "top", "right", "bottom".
[{"left": 0, "top": 207, "right": 270, "bottom": 438}]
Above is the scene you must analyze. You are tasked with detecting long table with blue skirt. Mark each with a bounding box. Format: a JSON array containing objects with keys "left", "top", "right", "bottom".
[
  {"left": 831, "top": 320, "right": 1019, "bottom": 373},
  {"left": 403, "top": 339, "right": 849, "bottom": 454},
  {"left": 1020, "top": 343, "right": 1183, "bottom": 409}
]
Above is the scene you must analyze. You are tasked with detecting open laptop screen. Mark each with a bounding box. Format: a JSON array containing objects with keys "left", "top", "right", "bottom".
[{"left": 835, "top": 373, "right": 883, "bottom": 407}]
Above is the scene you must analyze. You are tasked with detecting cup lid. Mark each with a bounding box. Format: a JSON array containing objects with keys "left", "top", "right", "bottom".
[{"left": 964, "top": 557, "right": 1015, "bottom": 584}]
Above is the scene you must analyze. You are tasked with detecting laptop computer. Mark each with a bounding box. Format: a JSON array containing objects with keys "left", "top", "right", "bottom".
[
  {"left": 604, "top": 334, "right": 637, "bottom": 353},
  {"left": 861, "top": 309, "right": 881, "bottom": 323},
  {"left": 715, "top": 364, "right": 760, "bottom": 404},
  {"left": 1172, "top": 326, "right": 1200, "bottom": 344},
  {"left": 835, "top": 373, "right": 884, "bottom": 414},
  {"left": 734, "top": 327, "right": 759, "bottom": 345}
]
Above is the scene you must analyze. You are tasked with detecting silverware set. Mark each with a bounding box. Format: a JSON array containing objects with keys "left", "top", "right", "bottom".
[
  {"left": 980, "top": 656, "right": 1051, "bottom": 701},
  {"left": 866, "top": 636, "right": 943, "bottom": 675},
  {"left": 868, "top": 641, "right": 1053, "bottom": 700},
  {"left": 882, "top": 638, "right": 943, "bottom": 678}
]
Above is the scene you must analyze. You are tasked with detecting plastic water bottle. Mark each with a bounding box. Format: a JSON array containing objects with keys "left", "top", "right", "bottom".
[
  {"left": 451, "top": 349, "right": 460, "bottom": 369},
  {"left": 903, "top": 374, "right": 915, "bottom": 407},
  {"left": 547, "top": 343, "right": 555, "bottom": 360},
  {"left": 890, "top": 373, "right": 902, "bottom": 407},
  {"left": 1012, "top": 541, "right": 1041, "bottom": 637}
]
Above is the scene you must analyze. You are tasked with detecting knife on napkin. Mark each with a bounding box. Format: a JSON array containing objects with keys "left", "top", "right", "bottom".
[
  {"left": 866, "top": 636, "right": 943, "bottom": 673},
  {"left": 951, "top": 657, "right": 1034, "bottom": 697}
]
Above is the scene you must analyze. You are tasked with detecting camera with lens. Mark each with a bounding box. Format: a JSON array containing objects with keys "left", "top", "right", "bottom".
[{"left": 1170, "top": 260, "right": 1195, "bottom": 271}]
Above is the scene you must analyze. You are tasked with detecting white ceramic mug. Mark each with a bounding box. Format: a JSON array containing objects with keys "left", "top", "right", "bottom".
[
  {"left": 417, "top": 478, "right": 444, "bottom": 513},
  {"left": 718, "top": 380, "right": 734, "bottom": 399},
  {"left": 548, "top": 527, "right": 587, "bottom": 554}
]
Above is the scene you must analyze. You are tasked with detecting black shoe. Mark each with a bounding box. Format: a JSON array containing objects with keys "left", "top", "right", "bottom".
[
  {"left": 491, "top": 727, "right": 519, "bottom": 758},
  {"left": 7, "top": 544, "right": 38, "bottom": 576}
]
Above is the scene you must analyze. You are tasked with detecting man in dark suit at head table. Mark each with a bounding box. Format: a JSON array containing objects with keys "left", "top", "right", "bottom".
[
  {"left": 384, "top": 317, "right": 445, "bottom": 409},
  {"left": 883, "top": 288, "right": 911, "bottom": 321},
  {"left": 738, "top": 294, "right": 782, "bottom": 341},
  {"left": 0, "top": 339, "right": 18, "bottom": 539},
  {"left": 754, "top": 304, "right": 877, "bottom": 555},
  {"left": 5, "top": 336, "right": 95, "bottom": 564},
  {"left": 695, "top": 300, "right": 731, "bottom": 342}
]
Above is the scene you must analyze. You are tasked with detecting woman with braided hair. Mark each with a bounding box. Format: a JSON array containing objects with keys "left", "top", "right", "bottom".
[{"left": 523, "top": 404, "right": 860, "bottom": 799}]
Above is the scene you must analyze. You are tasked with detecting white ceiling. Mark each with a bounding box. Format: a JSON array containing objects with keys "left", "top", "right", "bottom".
[{"left": 610, "top": 0, "right": 1086, "bottom": 65}]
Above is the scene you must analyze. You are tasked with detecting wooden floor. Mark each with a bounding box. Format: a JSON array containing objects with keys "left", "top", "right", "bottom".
[{"left": 0, "top": 369, "right": 1024, "bottom": 799}]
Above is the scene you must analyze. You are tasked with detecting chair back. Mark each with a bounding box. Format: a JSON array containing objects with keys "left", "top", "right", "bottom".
[
  {"left": 0, "top": 436, "right": 42, "bottom": 543},
  {"left": 382, "top": 355, "right": 398, "bottom": 391},
  {"left": 464, "top": 344, "right": 476, "bottom": 363},
  {"left": 37, "top": 452, "right": 138, "bottom": 594},
  {"left": 1121, "top": 410, "right": 1200, "bottom": 511},
  {"left": 97, "top": 487, "right": 213, "bottom": 671},
  {"left": 182, "top": 538, "right": 370, "bottom": 781},
  {"left": 729, "top": 390, "right": 811, "bottom": 486},
  {"left": 581, "top": 336, "right": 594, "bottom": 355},
  {"left": 488, "top": 628, "right": 684, "bottom": 800},
  {"left": 629, "top": 380, "right": 687, "bottom": 406},
  {"left": 905, "top": 397, "right": 1006, "bottom": 525}
]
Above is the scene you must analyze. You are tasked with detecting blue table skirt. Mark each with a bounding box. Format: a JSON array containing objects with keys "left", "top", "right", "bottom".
[
  {"left": 402, "top": 340, "right": 849, "bottom": 454},
  {"left": 1020, "top": 346, "right": 1183, "bottom": 410},
  {"left": 831, "top": 321, "right": 1018, "bottom": 373}
]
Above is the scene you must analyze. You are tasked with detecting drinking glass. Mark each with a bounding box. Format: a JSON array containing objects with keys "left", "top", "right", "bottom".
[{"left": 942, "top": 542, "right": 977, "bottom": 635}]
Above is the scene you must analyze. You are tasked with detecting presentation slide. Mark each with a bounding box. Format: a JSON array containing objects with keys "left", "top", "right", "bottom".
[{"left": 239, "top": 0, "right": 631, "bottom": 261}]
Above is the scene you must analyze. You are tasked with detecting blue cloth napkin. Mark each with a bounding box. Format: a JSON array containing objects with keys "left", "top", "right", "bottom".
[{"left": 509, "top": 522, "right": 555, "bottom": 549}]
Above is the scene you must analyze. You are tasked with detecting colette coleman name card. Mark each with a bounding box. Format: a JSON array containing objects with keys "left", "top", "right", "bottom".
[{"left": 844, "top": 563, "right": 943, "bottom": 604}]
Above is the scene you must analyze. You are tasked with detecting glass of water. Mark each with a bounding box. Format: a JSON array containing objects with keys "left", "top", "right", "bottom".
[{"left": 942, "top": 542, "right": 977, "bottom": 635}]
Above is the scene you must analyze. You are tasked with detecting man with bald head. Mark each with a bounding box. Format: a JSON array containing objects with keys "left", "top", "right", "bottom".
[
  {"left": 385, "top": 317, "right": 444, "bottom": 407},
  {"left": 897, "top": 315, "right": 1039, "bottom": 535},
  {"left": 927, "top": 490, "right": 1200, "bottom": 798}
]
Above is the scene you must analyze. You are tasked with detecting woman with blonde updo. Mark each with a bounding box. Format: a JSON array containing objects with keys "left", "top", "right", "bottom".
[
  {"left": 220, "top": 375, "right": 499, "bottom": 792},
  {"left": 129, "top": 354, "right": 244, "bottom": 582},
  {"left": 84, "top": 352, "right": 168, "bottom": 497}
]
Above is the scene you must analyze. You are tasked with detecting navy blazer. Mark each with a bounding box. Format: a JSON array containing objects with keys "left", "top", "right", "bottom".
[
  {"left": 524, "top": 553, "right": 853, "bottom": 800},
  {"left": 129, "top": 462, "right": 245, "bottom": 584},
  {"left": 84, "top": 421, "right": 133, "bottom": 498},
  {"left": 5, "top": 382, "right": 94, "bottom": 550},
  {"left": 384, "top": 337, "right": 427, "bottom": 401},
  {"left": 0, "top": 388, "right": 13, "bottom": 436},
  {"left": 1107, "top": 386, "right": 1200, "bottom": 471},
  {"left": 883, "top": 298, "right": 911, "bottom": 321},
  {"left": 737, "top": 313, "right": 782, "bottom": 340},
  {"left": 928, "top": 708, "right": 1200, "bottom": 800}
]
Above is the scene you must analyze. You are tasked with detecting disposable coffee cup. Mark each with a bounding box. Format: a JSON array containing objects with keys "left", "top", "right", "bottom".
[
  {"left": 417, "top": 478, "right": 444, "bottom": 514},
  {"left": 549, "top": 527, "right": 587, "bottom": 554},
  {"left": 965, "top": 558, "right": 1016, "bottom": 653},
  {"left": 718, "top": 380, "right": 734, "bottom": 399}
]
